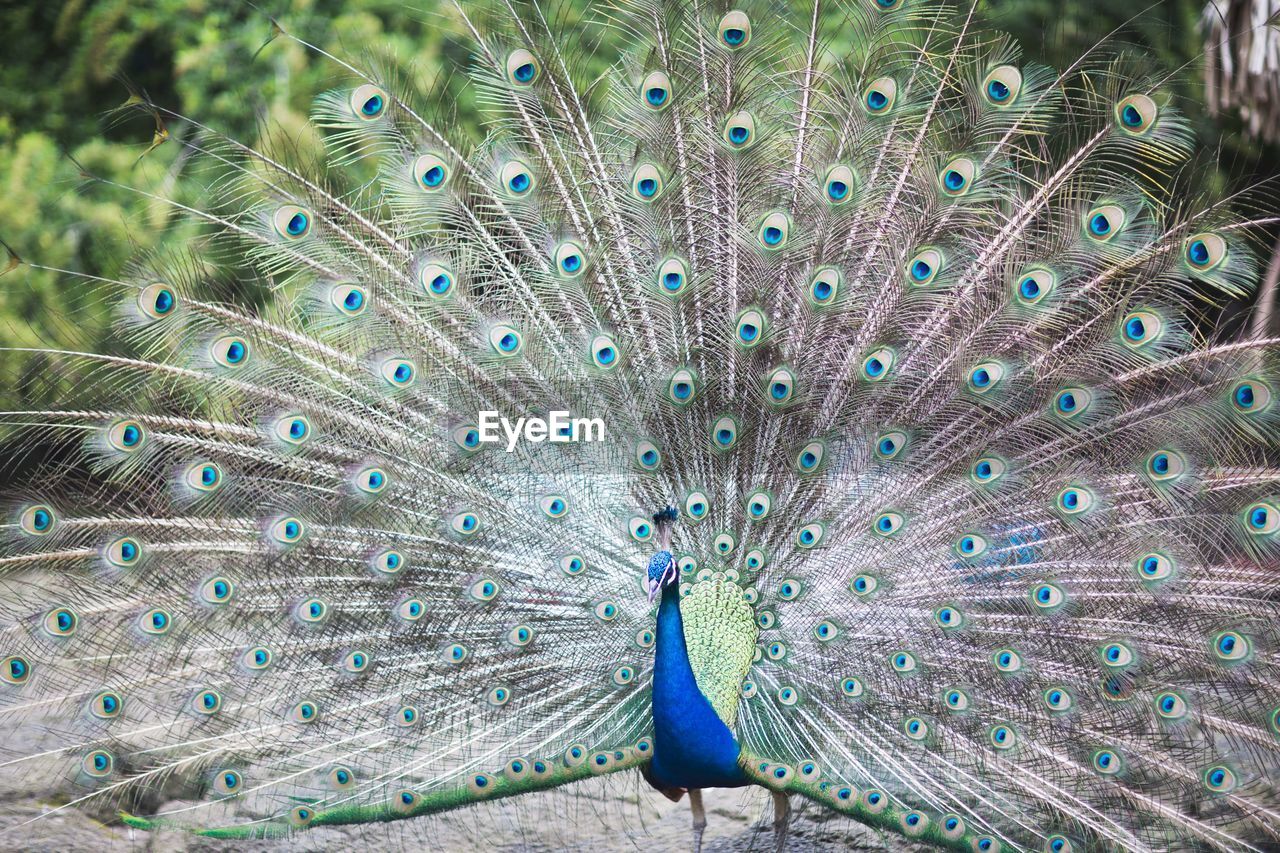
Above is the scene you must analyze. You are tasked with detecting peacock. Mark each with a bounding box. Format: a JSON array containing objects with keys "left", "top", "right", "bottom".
[{"left": 3, "top": 0, "right": 1280, "bottom": 850}]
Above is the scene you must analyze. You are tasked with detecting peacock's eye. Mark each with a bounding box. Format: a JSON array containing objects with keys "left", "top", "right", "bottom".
[
  {"left": 417, "top": 262, "right": 455, "bottom": 298},
  {"left": 736, "top": 309, "right": 767, "bottom": 346},
  {"left": 723, "top": 110, "right": 757, "bottom": 149},
  {"left": 1085, "top": 204, "right": 1126, "bottom": 241},
  {"left": 349, "top": 84, "right": 388, "bottom": 119},
  {"left": 379, "top": 357, "right": 416, "bottom": 387},
  {"left": 906, "top": 248, "right": 944, "bottom": 286},
  {"left": 1053, "top": 387, "right": 1094, "bottom": 420},
  {"left": 939, "top": 158, "right": 976, "bottom": 196},
  {"left": 1231, "top": 379, "right": 1272, "bottom": 414},
  {"left": 138, "top": 283, "right": 177, "bottom": 319},
  {"left": 641, "top": 71, "right": 671, "bottom": 109},
  {"left": 210, "top": 336, "right": 250, "bottom": 368},
  {"left": 757, "top": 213, "right": 790, "bottom": 250},
  {"left": 862, "top": 347, "right": 895, "bottom": 381},
  {"left": 1185, "top": 232, "right": 1227, "bottom": 271},
  {"left": 824, "top": 165, "right": 856, "bottom": 204},
  {"left": 630, "top": 162, "right": 664, "bottom": 201},
  {"left": 554, "top": 241, "right": 586, "bottom": 277},
  {"left": 863, "top": 76, "right": 897, "bottom": 114},
  {"left": 1115, "top": 94, "right": 1158, "bottom": 134},
  {"left": 499, "top": 160, "right": 535, "bottom": 197},
  {"left": 273, "top": 205, "right": 312, "bottom": 239},
  {"left": 488, "top": 324, "right": 524, "bottom": 357},
  {"left": 872, "top": 511, "right": 903, "bottom": 537},
  {"left": 982, "top": 66, "right": 1022, "bottom": 105},
  {"left": 718, "top": 11, "right": 751, "bottom": 48},
  {"left": 506, "top": 49, "right": 539, "bottom": 85},
  {"left": 796, "top": 522, "right": 824, "bottom": 548},
  {"left": 1013, "top": 267, "right": 1056, "bottom": 306},
  {"left": 412, "top": 154, "right": 449, "bottom": 190},
  {"left": 20, "top": 504, "right": 57, "bottom": 536},
  {"left": 591, "top": 334, "right": 621, "bottom": 369}
]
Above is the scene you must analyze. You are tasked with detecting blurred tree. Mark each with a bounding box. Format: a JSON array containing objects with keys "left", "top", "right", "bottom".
[
  {"left": 1202, "top": 0, "right": 1280, "bottom": 334},
  {"left": 0, "top": 0, "right": 469, "bottom": 409}
]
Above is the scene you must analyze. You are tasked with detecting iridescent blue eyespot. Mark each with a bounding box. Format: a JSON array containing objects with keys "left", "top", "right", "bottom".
[
  {"left": 21, "top": 505, "right": 55, "bottom": 535},
  {"left": 823, "top": 165, "right": 857, "bottom": 205},
  {"left": 863, "top": 76, "right": 898, "bottom": 114},
  {"left": 1185, "top": 233, "right": 1226, "bottom": 271},
  {"left": 718, "top": 11, "right": 752, "bottom": 48},
  {"left": 505, "top": 49, "right": 540, "bottom": 86},
  {"left": 1231, "top": 379, "right": 1273, "bottom": 415},
  {"left": 641, "top": 72, "right": 672, "bottom": 109},
  {"left": 144, "top": 284, "right": 176, "bottom": 318},
  {"left": 3, "top": 656, "right": 30, "bottom": 684},
  {"left": 1115, "top": 94, "right": 1157, "bottom": 134},
  {"left": 348, "top": 84, "right": 388, "bottom": 120},
  {"left": 381, "top": 358, "right": 417, "bottom": 386},
  {"left": 1188, "top": 240, "right": 1209, "bottom": 265}
]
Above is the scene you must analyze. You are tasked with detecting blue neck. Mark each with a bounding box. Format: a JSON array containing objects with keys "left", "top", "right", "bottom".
[{"left": 648, "top": 582, "right": 748, "bottom": 790}]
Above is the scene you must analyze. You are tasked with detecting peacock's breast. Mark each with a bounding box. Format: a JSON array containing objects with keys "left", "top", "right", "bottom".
[{"left": 649, "top": 576, "right": 757, "bottom": 790}]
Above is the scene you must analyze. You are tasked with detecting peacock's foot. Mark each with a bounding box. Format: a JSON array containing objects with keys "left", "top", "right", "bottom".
[
  {"left": 689, "top": 788, "right": 707, "bottom": 853},
  {"left": 771, "top": 791, "right": 790, "bottom": 852}
]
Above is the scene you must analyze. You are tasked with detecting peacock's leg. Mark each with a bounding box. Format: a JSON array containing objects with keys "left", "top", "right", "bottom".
[
  {"left": 771, "top": 791, "right": 790, "bottom": 852},
  {"left": 688, "top": 788, "right": 707, "bottom": 853}
]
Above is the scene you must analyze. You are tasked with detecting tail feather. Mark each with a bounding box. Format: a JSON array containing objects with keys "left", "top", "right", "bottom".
[{"left": 1, "top": 0, "right": 1279, "bottom": 849}]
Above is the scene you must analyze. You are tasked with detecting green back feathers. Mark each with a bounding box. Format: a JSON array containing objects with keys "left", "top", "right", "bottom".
[{"left": 680, "top": 577, "right": 758, "bottom": 728}]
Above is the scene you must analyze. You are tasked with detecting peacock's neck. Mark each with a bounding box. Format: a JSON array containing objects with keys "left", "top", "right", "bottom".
[{"left": 648, "top": 582, "right": 748, "bottom": 790}]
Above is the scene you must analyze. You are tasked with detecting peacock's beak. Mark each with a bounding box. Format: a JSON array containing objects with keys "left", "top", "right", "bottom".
[{"left": 647, "top": 577, "right": 662, "bottom": 603}]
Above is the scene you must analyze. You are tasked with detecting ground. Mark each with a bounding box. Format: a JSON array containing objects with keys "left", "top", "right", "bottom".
[{"left": 5, "top": 776, "right": 924, "bottom": 851}]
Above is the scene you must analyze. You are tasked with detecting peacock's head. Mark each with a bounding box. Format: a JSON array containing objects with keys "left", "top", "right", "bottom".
[
  {"left": 646, "top": 505, "right": 680, "bottom": 602},
  {"left": 646, "top": 550, "right": 678, "bottom": 603}
]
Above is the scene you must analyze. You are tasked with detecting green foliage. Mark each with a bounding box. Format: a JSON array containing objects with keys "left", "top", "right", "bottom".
[
  {"left": 0, "top": 0, "right": 1276, "bottom": 411},
  {"left": 984, "top": 0, "right": 1277, "bottom": 181},
  {"left": 0, "top": 0, "right": 467, "bottom": 408}
]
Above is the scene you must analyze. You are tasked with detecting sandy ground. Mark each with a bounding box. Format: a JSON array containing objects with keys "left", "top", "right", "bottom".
[{"left": 4, "top": 772, "right": 921, "bottom": 852}]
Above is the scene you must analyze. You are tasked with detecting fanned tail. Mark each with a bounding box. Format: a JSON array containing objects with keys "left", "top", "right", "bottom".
[{"left": 1, "top": 0, "right": 1279, "bottom": 850}]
